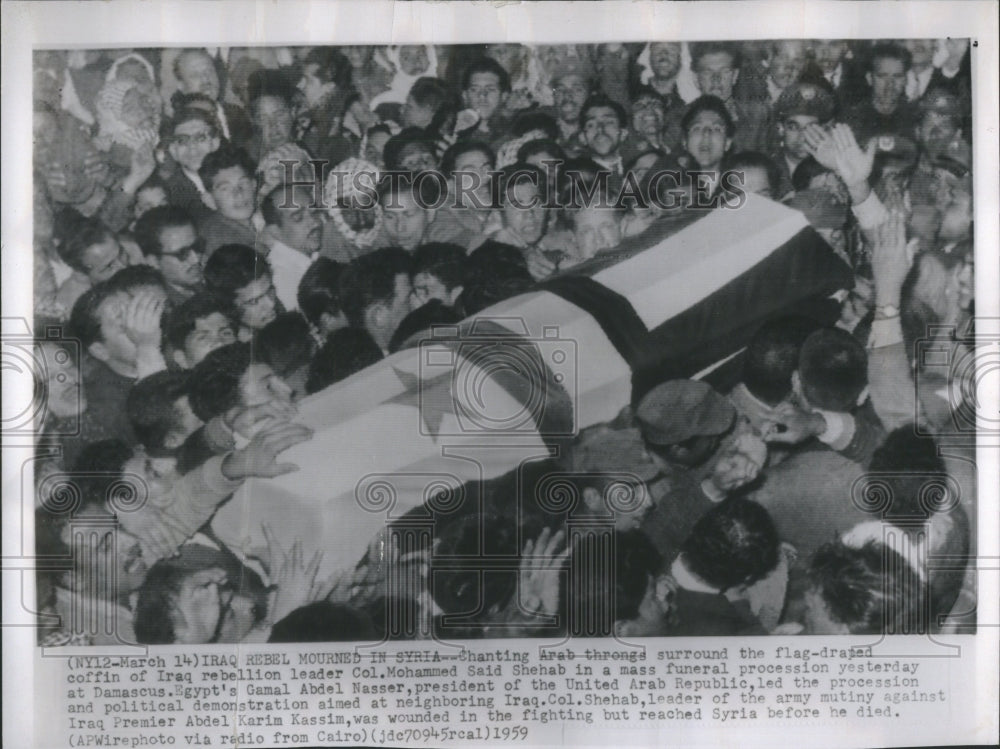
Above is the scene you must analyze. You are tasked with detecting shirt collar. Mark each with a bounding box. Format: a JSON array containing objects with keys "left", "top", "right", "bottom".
[{"left": 670, "top": 556, "right": 720, "bottom": 594}]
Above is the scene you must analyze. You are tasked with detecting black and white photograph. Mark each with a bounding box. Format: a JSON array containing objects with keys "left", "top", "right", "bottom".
[{"left": 2, "top": 2, "right": 997, "bottom": 748}]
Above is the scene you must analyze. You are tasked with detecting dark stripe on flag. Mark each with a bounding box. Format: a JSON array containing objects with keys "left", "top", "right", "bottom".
[
  {"left": 633, "top": 225, "right": 853, "bottom": 403},
  {"left": 451, "top": 319, "right": 576, "bottom": 445},
  {"left": 539, "top": 275, "right": 650, "bottom": 372}
]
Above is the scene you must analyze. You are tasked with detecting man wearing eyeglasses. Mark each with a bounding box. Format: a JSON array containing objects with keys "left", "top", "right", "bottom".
[
  {"left": 134, "top": 205, "right": 206, "bottom": 305},
  {"left": 163, "top": 108, "right": 222, "bottom": 223}
]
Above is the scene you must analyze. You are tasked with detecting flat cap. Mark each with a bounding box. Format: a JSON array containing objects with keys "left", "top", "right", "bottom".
[
  {"left": 774, "top": 82, "right": 836, "bottom": 122},
  {"left": 636, "top": 379, "right": 735, "bottom": 446}
]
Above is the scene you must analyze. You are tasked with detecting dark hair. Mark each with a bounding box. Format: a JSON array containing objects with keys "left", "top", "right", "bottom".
[
  {"left": 337, "top": 247, "right": 413, "bottom": 329},
  {"left": 495, "top": 162, "right": 549, "bottom": 206},
  {"left": 203, "top": 244, "right": 271, "bottom": 302},
  {"left": 517, "top": 138, "right": 567, "bottom": 166},
  {"left": 463, "top": 238, "right": 529, "bottom": 283},
  {"left": 742, "top": 315, "right": 820, "bottom": 405},
  {"left": 260, "top": 184, "right": 316, "bottom": 228},
  {"left": 868, "top": 426, "right": 948, "bottom": 520},
  {"left": 303, "top": 47, "right": 353, "bottom": 89},
  {"left": 681, "top": 499, "right": 779, "bottom": 591},
  {"left": 162, "top": 293, "right": 235, "bottom": 360},
  {"left": 268, "top": 601, "right": 376, "bottom": 642},
  {"left": 257, "top": 311, "right": 315, "bottom": 378},
  {"left": 440, "top": 140, "right": 496, "bottom": 178},
  {"left": 430, "top": 512, "right": 517, "bottom": 615},
  {"left": 133, "top": 562, "right": 185, "bottom": 644},
  {"left": 510, "top": 110, "right": 560, "bottom": 141},
  {"left": 198, "top": 144, "right": 256, "bottom": 193},
  {"left": 868, "top": 42, "right": 913, "bottom": 73},
  {"left": 388, "top": 299, "right": 462, "bottom": 354},
  {"left": 457, "top": 241, "right": 534, "bottom": 315},
  {"left": 411, "top": 242, "right": 467, "bottom": 291},
  {"left": 726, "top": 151, "right": 782, "bottom": 196},
  {"left": 376, "top": 170, "right": 444, "bottom": 208},
  {"left": 798, "top": 327, "right": 868, "bottom": 411},
  {"left": 580, "top": 93, "right": 628, "bottom": 129},
  {"left": 297, "top": 257, "right": 344, "bottom": 326},
  {"left": 188, "top": 341, "right": 252, "bottom": 421},
  {"left": 808, "top": 539, "right": 920, "bottom": 634},
  {"left": 791, "top": 155, "right": 831, "bottom": 192},
  {"left": 68, "top": 282, "right": 120, "bottom": 349},
  {"left": 408, "top": 76, "right": 455, "bottom": 111},
  {"left": 306, "top": 327, "right": 384, "bottom": 394},
  {"left": 690, "top": 41, "right": 742, "bottom": 71},
  {"left": 461, "top": 57, "right": 512, "bottom": 94},
  {"left": 631, "top": 84, "right": 667, "bottom": 108},
  {"left": 612, "top": 530, "right": 664, "bottom": 622},
  {"left": 246, "top": 67, "right": 296, "bottom": 107},
  {"left": 133, "top": 205, "right": 197, "bottom": 258},
  {"left": 57, "top": 218, "right": 113, "bottom": 273},
  {"left": 165, "top": 106, "right": 220, "bottom": 141},
  {"left": 558, "top": 155, "right": 607, "bottom": 200},
  {"left": 382, "top": 127, "right": 438, "bottom": 173},
  {"left": 52, "top": 207, "right": 90, "bottom": 255},
  {"left": 106, "top": 265, "right": 168, "bottom": 295},
  {"left": 127, "top": 370, "right": 193, "bottom": 455},
  {"left": 71, "top": 438, "right": 133, "bottom": 512},
  {"left": 681, "top": 95, "right": 736, "bottom": 138}
]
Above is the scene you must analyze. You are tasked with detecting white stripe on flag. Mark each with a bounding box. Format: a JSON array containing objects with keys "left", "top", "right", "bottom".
[{"left": 594, "top": 194, "right": 811, "bottom": 329}]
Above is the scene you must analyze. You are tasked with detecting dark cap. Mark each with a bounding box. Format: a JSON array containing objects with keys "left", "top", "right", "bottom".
[
  {"left": 873, "top": 134, "right": 919, "bottom": 166},
  {"left": 786, "top": 187, "right": 850, "bottom": 229},
  {"left": 774, "top": 82, "right": 836, "bottom": 123},
  {"left": 636, "top": 379, "right": 735, "bottom": 446}
]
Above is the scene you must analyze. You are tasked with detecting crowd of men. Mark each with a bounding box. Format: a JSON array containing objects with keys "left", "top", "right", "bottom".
[{"left": 31, "top": 39, "right": 976, "bottom": 644}]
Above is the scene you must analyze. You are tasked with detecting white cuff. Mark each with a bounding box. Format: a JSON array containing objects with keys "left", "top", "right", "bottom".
[{"left": 851, "top": 190, "right": 889, "bottom": 232}]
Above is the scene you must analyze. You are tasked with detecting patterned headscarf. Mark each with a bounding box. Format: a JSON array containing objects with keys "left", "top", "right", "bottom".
[{"left": 94, "top": 78, "right": 162, "bottom": 152}]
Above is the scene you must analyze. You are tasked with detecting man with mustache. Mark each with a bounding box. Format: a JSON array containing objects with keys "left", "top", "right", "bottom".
[
  {"left": 133, "top": 205, "right": 206, "bottom": 305},
  {"left": 260, "top": 184, "right": 324, "bottom": 311}
]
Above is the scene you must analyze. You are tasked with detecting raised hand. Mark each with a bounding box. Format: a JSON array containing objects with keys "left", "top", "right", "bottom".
[
  {"left": 123, "top": 290, "right": 165, "bottom": 348},
  {"left": 802, "top": 123, "right": 838, "bottom": 171},
  {"left": 222, "top": 421, "right": 313, "bottom": 480},
  {"left": 871, "top": 211, "right": 911, "bottom": 307},
  {"left": 710, "top": 432, "right": 767, "bottom": 492},
  {"left": 262, "top": 524, "right": 326, "bottom": 624},
  {"left": 224, "top": 399, "right": 300, "bottom": 440},
  {"left": 518, "top": 527, "right": 570, "bottom": 616},
  {"left": 123, "top": 144, "right": 157, "bottom": 194},
  {"left": 828, "top": 124, "right": 876, "bottom": 190}
]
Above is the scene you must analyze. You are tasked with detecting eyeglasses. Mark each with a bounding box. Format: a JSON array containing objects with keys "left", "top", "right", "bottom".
[
  {"left": 172, "top": 131, "right": 215, "bottom": 147},
  {"left": 159, "top": 238, "right": 206, "bottom": 260}
]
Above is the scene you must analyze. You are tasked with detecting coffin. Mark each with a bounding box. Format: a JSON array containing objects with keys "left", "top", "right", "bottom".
[{"left": 211, "top": 195, "right": 852, "bottom": 575}]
